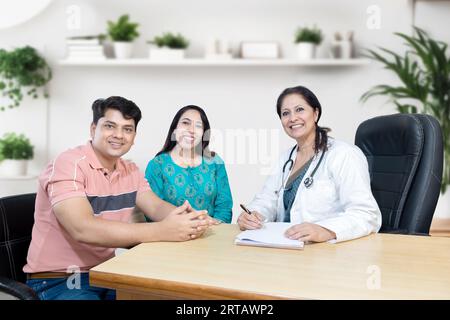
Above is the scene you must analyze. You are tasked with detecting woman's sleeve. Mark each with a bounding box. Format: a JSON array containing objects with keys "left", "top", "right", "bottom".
[
  {"left": 144, "top": 158, "right": 165, "bottom": 199},
  {"left": 212, "top": 157, "right": 233, "bottom": 223},
  {"left": 314, "top": 146, "right": 382, "bottom": 243}
]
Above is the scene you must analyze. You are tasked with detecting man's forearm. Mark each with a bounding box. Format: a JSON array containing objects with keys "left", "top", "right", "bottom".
[
  {"left": 136, "top": 190, "right": 176, "bottom": 222},
  {"left": 145, "top": 199, "right": 176, "bottom": 222},
  {"left": 74, "top": 218, "right": 165, "bottom": 247}
]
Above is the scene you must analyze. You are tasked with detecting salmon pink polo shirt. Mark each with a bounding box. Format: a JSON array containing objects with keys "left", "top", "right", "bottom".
[{"left": 23, "top": 141, "right": 150, "bottom": 273}]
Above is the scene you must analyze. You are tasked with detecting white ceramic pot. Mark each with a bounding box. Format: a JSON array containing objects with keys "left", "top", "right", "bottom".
[
  {"left": 113, "top": 41, "right": 134, "bottom": 59},
  {"left": 149, "top": 47, "right": 185, "bottom": 61},
  {"left": 0, "top": 159, "right": 27, "bottom": 176},
  {"left": 296, "top": 42, "right": 316, "bottom": 60}
]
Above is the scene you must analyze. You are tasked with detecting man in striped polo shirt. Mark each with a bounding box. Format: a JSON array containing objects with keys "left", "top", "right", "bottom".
[{"left": 23, "top": 96, "right": 212, "bottom": 300}]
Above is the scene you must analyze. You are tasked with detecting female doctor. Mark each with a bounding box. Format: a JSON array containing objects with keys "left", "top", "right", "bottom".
[{"left": 237, "top": 86, "right": 381, "bottom": 243}]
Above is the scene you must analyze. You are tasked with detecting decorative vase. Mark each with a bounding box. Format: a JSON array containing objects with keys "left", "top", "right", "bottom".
[
  {"left": 332, "top": 40, "right": 353, "bottom": 59},
  {"left": 0, "top": 159, "right": 27, "bottom": 176},
  {"left": 297, "top": 42, "right": 316, "bottom": 60},
  {"left": 113, "top": 42, "right": 134, "bottom": 59}
]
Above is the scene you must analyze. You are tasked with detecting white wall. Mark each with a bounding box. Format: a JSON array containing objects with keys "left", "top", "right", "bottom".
[
  {"left": 415, "top": 0, "right": 450, "bottom": 219},
  {"left": 0, "top": 0, "right": 449, "bottom": 219}
]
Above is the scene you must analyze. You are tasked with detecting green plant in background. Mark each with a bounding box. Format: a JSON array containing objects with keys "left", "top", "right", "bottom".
[
  {"left": 0, "top": 132, "right": 34, "bottom": 161},
  {"left": 295, "top": 26, "right": 323, "bottom": 45},
  {"left": 0, "top": 46, "right": 52, "bottom": 111},
  {"left": 107, "top": 14, "right": 140, "bottom": 42},
  {"left": 148, "top": 32, "right": 189, "bottom": 49},
  {"left": 361, "top": 27, "right": 450, "bottom": 192}
]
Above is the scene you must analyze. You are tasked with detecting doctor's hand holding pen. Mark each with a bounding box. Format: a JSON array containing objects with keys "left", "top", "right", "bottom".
[{"left": 237, "top": 204, "right": 267, "bottom": 231}]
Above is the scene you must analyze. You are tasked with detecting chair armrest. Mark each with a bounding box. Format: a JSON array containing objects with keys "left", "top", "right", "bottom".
[{"left": 0, "top": 276, "right": 39, "bottom": 300}]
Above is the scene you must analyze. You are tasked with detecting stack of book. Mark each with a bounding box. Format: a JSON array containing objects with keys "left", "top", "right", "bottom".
[{"left": 65, "top": 37, "right": 106, "bottom": 61}]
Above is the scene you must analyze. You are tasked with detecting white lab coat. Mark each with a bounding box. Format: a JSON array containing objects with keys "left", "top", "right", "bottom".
[{"left": 247, "top": 138, "right": 382, "bottom": 243}]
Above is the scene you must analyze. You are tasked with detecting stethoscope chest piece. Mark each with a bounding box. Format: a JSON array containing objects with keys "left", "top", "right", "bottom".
[{"left": 304, "top": 177, "right": 313, "bottom": 188}]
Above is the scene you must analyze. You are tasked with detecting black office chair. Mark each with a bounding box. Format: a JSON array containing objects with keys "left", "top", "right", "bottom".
[
  {"left": 355, "top": 113, "right": 443, "bottom": 235},
  {"left": 0, "top": 193, "right": 39, "bottom": 300}
]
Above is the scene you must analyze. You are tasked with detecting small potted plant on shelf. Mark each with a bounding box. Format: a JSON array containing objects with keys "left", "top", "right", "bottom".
[
  {"left": 294, "top": 26, "right": 323, "bottom": 60},
  {"left": 147, "top": 32, "right": 189, "bottom": 60},
  {"left": 0, "top": 46, "right": 52, "bottom": 111},
  {"left": 0, "top": 132, "right": 34, "bottom": 177},
  {"left": 107, "top": 14, "right": 139, "bottom": 59}
]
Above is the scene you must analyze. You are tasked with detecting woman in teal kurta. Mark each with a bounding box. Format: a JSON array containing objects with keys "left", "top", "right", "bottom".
[{"left": 145, "top": 105, "right": 233, "bottom": 223}]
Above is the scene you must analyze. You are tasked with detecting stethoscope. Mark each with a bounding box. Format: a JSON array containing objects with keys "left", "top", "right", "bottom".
[{"left": 275, "top": 145, "right": 326, "bottom": 195}]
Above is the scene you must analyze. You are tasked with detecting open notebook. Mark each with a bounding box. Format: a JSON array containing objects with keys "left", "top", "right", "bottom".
[{"left": 235, "top": 222, "right": 304, "bottom": 250}]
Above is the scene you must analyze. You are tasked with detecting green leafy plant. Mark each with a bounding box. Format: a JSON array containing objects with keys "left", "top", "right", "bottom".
[
  {"left": 0, "top": 132, "right": 34, "bottom": 161},
  {"left": 0, "top": 46, "right": 52, "bottom": 111},
  {"left": 148, "top": 32, "right": 189, "bottom": 49},
  {"left": 361, "top": 27, "right": 450, "bottom": 192},
  {"left": 107, "top": 14, "right": 139, "bottom": 42},
  {"left": 295, "top": 26, "right": 323, "bottom": 45}
]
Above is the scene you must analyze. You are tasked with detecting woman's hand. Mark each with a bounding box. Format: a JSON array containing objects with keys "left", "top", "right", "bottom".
[
  {"left": 237, "top": 211, "right": 266, "bottom": 230},
  {"left": 285, "top": 222, "right": 336, "bottom": 243}
]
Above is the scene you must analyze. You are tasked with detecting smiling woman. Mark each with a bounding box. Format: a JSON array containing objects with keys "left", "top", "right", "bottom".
[
  {"left": 0, "top": 0, "right": 52, "bottom": 29},
  {"left": 237, "top": 85, "right": 382, "bottom": 244},
  {"left": 145, "top": 105, "right": 233, "bottom": 224}
]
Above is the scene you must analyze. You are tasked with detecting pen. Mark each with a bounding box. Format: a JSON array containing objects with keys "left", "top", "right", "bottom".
[
  {"left": 240, "top": 203, "right": 268, "bottom": 223},
  {"left": 240, "top": 204, "right": 252, "bottom": 214}
]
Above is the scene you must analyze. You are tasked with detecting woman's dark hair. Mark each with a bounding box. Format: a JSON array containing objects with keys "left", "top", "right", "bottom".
[
  {"left": 92, "top": 96, "right": 142, "bottom": 129},
  {"left": 156, "top": 105, "right": 215, "bottom": 158},
  {"left": 276, "top": 85, "right": 330, "bottom": 153}
]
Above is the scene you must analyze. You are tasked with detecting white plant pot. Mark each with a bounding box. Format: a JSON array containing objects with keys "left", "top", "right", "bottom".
[
  {"left": 0, "top": 159, "right": 28, "bottom": 176},
  {"left": 149, "top": 47, "right": 185, "bottom": 61},
  {"left": 113, "top": 42, "right": 134, "bottom": 59},
  {"left": 296, "top": 42, "right": 317, "bottom": 60}
]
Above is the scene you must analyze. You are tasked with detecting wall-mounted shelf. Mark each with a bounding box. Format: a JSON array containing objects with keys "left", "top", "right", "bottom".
[{"left": 59, "top": 58, "right": 370, "bottom": 67}]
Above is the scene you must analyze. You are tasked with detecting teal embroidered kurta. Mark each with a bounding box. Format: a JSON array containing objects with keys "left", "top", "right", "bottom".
[{"left": 145, "top": 153, "right": 233, "bottom": 223}]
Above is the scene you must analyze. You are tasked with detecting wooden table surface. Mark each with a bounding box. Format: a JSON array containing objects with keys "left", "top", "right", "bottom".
[{"left": 90, "top": 224, "right": 450, "bottom": 300}]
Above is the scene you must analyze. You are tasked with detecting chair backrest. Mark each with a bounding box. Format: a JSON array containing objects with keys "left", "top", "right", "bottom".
[
  {"left": 355, "top": 114, "right": 443, "bottom": 235},
  {"left": 0, "top": 193, "right": 36, "bottom": 282}
]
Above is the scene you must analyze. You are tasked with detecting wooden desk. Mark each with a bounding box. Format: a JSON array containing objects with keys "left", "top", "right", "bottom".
[{"left": 90, "top": 224, "right": 450, "bottom": 299}]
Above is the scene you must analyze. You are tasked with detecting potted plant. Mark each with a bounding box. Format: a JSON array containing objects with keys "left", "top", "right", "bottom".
[
  {"left": 0, "top": 46, "right": 51, "bottom": 111},
  {"left": 361, "top": 27, "right": 450, "bottom": 193},
  {"left": 147, "top": 32, "right": 189, "bottom": 60},
  {"left": 0, "top": 132, "right": 34, "bottom": 176},
  {"left": 107, "top": 14, "right": 139, "bottom": 59},
  {"left": 294, "top": 26, "right": 323, "bottom": 60}
]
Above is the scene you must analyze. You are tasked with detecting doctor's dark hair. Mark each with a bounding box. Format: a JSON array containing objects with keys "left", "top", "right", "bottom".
[
  {"left": 156, "top": 105, "right": 215, "bottom": 158},
  {"left": 276, "top": 86, "right": 330, "bottom": 153},
  {"left": 92, "top": 96, "right": 142, "bottom": 129}
]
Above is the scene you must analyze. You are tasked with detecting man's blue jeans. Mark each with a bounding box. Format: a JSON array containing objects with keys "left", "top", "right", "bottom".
[{"left": 26, "top": 273, "right": 116, "bottom": 300}]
